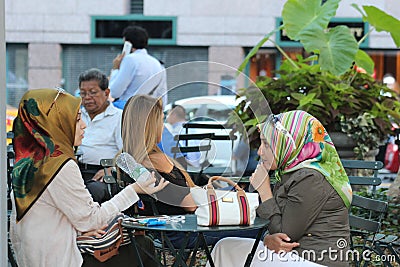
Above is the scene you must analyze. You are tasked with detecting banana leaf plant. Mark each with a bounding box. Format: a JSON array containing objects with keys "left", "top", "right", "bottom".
[{"left": 230, "top": 0, "right": 400, "bottom": 159}]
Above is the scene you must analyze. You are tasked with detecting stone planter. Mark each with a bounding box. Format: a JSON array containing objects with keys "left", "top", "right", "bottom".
[
  {"left": 330, "top": 132, "right": 378, "bottom": 160},
  {"left": 330, "top": 132, "right": 357, "bottom": 159}
]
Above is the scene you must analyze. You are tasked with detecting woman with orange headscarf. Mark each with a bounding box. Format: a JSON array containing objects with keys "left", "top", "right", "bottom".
[
  {"left": 9, "top": 88, "right": 168, "bottom": 267},
  {"left": 209, "top": 110, "right": 352, "bottom": 267}
]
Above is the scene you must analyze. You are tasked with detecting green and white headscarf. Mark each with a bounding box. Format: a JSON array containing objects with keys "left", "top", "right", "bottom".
[{"left": 261, "top": 110, "right": 352, "bottom": 208}]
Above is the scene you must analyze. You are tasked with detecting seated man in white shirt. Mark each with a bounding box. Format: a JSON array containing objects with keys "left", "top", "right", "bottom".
[{"left": 77, "top": 68, "right": 123, "bottom": 202}]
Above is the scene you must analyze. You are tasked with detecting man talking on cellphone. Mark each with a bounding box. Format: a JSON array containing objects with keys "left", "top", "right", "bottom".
[{"left": 109, "top": 26, "right": 167, "bottom": 109}]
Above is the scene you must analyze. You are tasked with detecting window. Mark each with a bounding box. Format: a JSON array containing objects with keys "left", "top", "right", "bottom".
[
  {"left": 130, "top": 0, "right": 143, "bottom": 14},
  {"left": 91, "top": 15, "right": 176, "bottom": 45},
  {"left": 62, "top": 45, "right": 208, "bottom": 103},
  {"left": 6, "top": 44, "right": 28, "bottom": 107}
]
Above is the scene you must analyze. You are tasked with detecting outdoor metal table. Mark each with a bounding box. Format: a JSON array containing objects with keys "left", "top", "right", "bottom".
[{"left": 122, "top": 214, "right": 269, "bottom": 267}]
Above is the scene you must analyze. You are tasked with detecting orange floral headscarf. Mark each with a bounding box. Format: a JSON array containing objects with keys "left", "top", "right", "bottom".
[
  {"left": 261, "top": 110, "right": 352, "bottom": 208},
  {"left": 12, "top": 89, "right": 81, "bottom": 221}
]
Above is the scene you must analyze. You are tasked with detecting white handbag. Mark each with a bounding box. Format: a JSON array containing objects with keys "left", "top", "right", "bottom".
[{"left": 190, "top": 176, "right": 259, "bottom": 226}]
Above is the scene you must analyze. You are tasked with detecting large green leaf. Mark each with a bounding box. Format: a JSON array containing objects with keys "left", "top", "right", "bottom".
[
  {"left": 351, "top": 4, "right": 365, "bottom": 17},
  {"left": 362, "top": 6, "right": 400, "bottom": 47},
  {"left": 354, "top": 49, "right": 374, "bottom": 75},
  {"left": 312, "top": 99, "right": 325, "bottom": 107},
  {"left": 282, "top": 0, "right": 340, "bottom": 41},
  {"left": 244, "top": 118, "right": 259, "bottom": 126},
  {"left": 299, "top": 93, "right": 316, "bottom": 107},
  {"left": 300, "top": 26, "right": 358, "bottom": 75},
  {"left": 237, "top": 30, "right": 277, "bottom": 74}
]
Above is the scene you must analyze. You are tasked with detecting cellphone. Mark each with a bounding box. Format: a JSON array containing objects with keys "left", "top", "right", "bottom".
[{"left": 122, "top": 41, "right": 132, "bottom": 55}]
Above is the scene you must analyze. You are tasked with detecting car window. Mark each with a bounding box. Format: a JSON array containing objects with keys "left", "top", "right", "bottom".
[{"left": 184, "top": 104, "right": 234, "bottom": 122}]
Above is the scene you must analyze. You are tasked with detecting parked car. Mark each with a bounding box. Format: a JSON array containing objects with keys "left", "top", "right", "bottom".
[
  {"left": 165, "top": 95, "right": 240, "bottom": 123},
  {"left": 164, "top": 95, "right": 245, "bottom": 172}
]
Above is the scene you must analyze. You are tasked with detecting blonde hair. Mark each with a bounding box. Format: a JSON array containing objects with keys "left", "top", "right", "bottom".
[{"left": 122, "top": 95, "right": 195, "bottom": 187}]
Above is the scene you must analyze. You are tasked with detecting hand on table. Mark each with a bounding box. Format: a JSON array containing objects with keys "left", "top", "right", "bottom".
[{"left": 263, "top": 233, "right": 300, "bottom": 253}]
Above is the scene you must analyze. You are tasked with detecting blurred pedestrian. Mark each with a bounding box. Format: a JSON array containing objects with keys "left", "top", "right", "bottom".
[{"left": 162, "top": 104, "right": 201, "bottom": 168}]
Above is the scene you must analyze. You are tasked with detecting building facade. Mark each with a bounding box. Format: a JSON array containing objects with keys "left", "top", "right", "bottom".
[{"left": 5, "top": 0, "right": 400, "bottom": 106}]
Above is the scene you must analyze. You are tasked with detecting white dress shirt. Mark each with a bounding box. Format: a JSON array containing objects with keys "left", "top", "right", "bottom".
[
  {"left": 109, "top": 49, "right": 168, "bottom": 105},
  {"left": 79, "top": 102, "right": 123, "bottom": 165}
]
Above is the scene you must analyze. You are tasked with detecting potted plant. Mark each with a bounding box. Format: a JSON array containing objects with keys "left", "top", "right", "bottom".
[{"left": 229, "top": 0, "right": 400, "bottom": 160}]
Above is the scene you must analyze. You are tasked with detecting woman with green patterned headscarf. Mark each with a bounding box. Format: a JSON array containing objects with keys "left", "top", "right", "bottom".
[
  {"left": 209, "top": 110, "right": 352, "bottom": 267},
  {"left": 9, "top": 88, "right": 168, "bottom": 267}
]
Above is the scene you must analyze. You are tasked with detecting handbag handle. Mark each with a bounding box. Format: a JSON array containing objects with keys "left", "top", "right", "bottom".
[{"left": 207, "top": 176, "right": 243, "bottom": 191}]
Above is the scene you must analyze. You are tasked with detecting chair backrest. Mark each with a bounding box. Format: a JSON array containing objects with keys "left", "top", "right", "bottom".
[
  {"left": 100, "top": 158, "right": 116, "bottom": 182},
  {"left": 182, "top": 122, "right": 227, "bottom": 131},
  {"left": 100, "top": 158, "right": 122, "bottom": 199},
  {"left": 6, "top": 132, "right": 15, "bottom": 211},
  {"left": 182, "top": 123, "right": 237, "bottom": 144},
  {"left": 6, "top": 132, "right": 18, "bottom": 267},
  {"left": 341, "top": 159, "right": 383, "bottom": 195},
  {"left": 171, "top": 133, "right": 214, "bottom": 156},
  {"left": 7, "top": 146, "right": 15, "bottom": 210},
  {"left": 181, "top": 122, "right": 237, "bottom": 177},
  {"left": 349, "top": 194, "right": 388, "bottom": 251},
  {"left": 350, "top": 195, "right": 388, "bottom": 233},
  {"left": 171, "top": 132, "right": 214, "bottom": 185}
]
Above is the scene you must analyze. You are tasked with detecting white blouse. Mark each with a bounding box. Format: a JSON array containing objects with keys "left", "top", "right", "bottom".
[{"left": 10, "top": 159, "right": 139, "bottom": 267}]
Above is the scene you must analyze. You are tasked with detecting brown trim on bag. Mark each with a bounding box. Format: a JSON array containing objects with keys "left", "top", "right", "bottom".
[
  {"left": 93, "top": 219, "right": 123, "bottom": 262},
  {"left": 237, "top": 190, "right": 250, "bottom": 225},
  {"left": 207, "top": 188, "right": 219, "bottom": 226}
]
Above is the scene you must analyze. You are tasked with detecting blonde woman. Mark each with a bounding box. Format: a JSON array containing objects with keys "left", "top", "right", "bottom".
[
  {"left": 121, "top": 94, "right": 197, "bottom": 216},
  {"left": 121, "top": 95, "right": 260, "bottom": 248}
]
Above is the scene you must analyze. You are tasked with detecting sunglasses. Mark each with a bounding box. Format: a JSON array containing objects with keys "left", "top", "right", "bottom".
[
  {"left": 79, "top": 90, "right": 101, "bottom": 98},
  {"left": 46, "top": 87, "right": 66, "bottom": 115}
]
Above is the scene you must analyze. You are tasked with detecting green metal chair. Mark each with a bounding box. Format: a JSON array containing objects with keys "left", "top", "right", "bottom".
[
  {"left": 6, "top": 132, "right": 18, "bottom": 267},
  {"left": 345, "top": 159, "right": 399, "bottom": 266},
  {"left": 341, "top": 159, "right": 383, "bottom": 196},
  {"left": 349, "top": 194, "right": 388, "bottom": 267}
]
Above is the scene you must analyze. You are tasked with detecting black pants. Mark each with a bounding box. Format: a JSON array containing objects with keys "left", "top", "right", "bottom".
[
  {"left": 81, "top": 235, "right": 158, "bottom": 267},
  {"left": 85, "top": 180, "right": 111, "bottom": 203},
  {"left": 78, "top": 163, "right": 113, "bottom": 203},
  {"left": 78, "top": 163, "right": 102, "bottom": 181}
]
